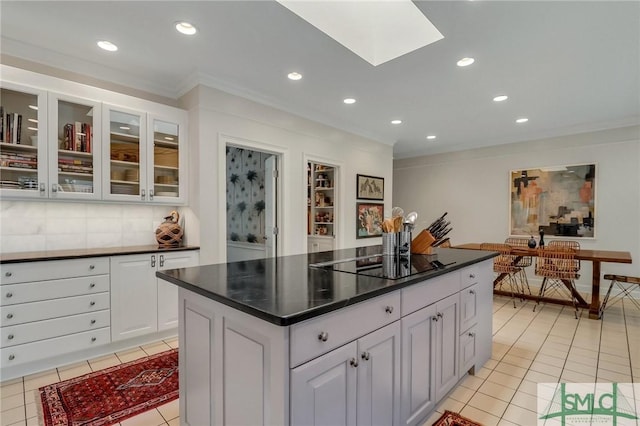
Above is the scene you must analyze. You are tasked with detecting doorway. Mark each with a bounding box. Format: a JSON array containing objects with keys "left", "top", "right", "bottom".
[{"left": 225, "top": 145, "right": 279, "bottom": 262}]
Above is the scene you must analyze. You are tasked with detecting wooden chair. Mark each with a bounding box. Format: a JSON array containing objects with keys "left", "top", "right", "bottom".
[
  {"left": 600, "top": 274, "right": 640, "bottom": 317},
  {"left": 504, "top": 237, "right": 533, "bottom": 295},
  {"left": 480, "top": 242, "right": 521, "bottom": 308},
  {"left": 534, "top": 247, "right": 581, "bottom": 318}
]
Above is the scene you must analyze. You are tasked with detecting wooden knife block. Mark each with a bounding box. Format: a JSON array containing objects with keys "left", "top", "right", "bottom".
[{"left": 411, "top": 230, "right": 436, "bottom": 254}]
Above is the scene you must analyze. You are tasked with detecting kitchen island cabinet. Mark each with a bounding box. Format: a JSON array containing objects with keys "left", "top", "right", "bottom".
[{"left": 158, "top": 247, "right": 496, "bottom": 426}]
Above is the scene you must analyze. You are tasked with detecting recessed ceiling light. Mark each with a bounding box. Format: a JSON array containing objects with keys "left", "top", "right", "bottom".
[
  {"left": 493, "top": 95, "right": 508, "bottom": 102},
  {"left": 456, "top": 57, "right": 475, "bottom": 67},
  {"left": 343, "top": 98, "right": 356, "bottom": 104},
  {"left": 516, "top": 118, "right": 529, "bottom": 124},
  {"left": 391, "top": 119, "right": 402, "bottom": 125},
  {"left": 426, "top": 135, "right": 437, "bottom": 140},
  {"left": 175, "top": 22, "right": 197, "bottom": 35},
  {"left": 97, "top": 40, "right": 118, "bottom": 52},
  {"left": 287, "top": 72, "right": 302, "bottom": 81}
]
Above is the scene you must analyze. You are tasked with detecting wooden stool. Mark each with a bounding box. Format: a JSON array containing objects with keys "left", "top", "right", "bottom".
[{"left": 600, "top": 274, "right": 640, "bottom": 316}]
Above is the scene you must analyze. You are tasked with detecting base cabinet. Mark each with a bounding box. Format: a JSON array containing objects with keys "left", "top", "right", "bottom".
[{"left": 434, "top": 293, "right": 459, "bottom": 402}]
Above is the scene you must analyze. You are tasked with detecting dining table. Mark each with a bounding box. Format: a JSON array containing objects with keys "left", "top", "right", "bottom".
[{"left": 455, "top": 243, "right": 633, "bottom": 319}]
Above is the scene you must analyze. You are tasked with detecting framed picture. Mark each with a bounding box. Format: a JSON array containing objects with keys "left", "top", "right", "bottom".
[
  {"left": 356, "top": 202, "right": 384, "bottom": 238},
  {"left": 509, "top": 163, "right": 596, "bottom": 238},
  {"left": 357, "top": 174, "right": 384, "bottom": 200}
]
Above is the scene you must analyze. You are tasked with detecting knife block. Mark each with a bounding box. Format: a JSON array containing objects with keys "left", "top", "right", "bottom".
[{"left": 411, "top": 230, "right": 436, "bottom": 254}]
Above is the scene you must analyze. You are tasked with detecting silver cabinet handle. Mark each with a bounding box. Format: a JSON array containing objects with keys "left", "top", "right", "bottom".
[
  {"left": 432, "top": 316, "right": 438, "bottom": 322},
  {"left": 350, "top": 358, "right": 358, "bottom": 368},
  {"left": 469, "top": 274, "right": 476, "bottom": 279},
  {"left": 141, "top": 189, "right": 146, "bottom": 200},
  {"left": 6, "top": 292, "right": 12, "bottom": 298},
  {"left": 469, "top": 289, "right": 475, "bottom": 294},
  {"left": 8, "top": 334, "right": 14, "bottom": 340},
  {"left": 437, "top": 312, "right": 443, "bottom": 319},
  {"left": 6, "top": 313, "right": 13, "bottom": 319},
  {"left": 5, "top": 272, "right": 12, "bottom": 277},
  {"left": 89, "top": 283, "right": 96, "bottom": 289},
  {"left": 149, "top": 189, "right": 154, "bottom": 200},
  {"left": 468, "top": 332, "right": 475, "bottom": 337},
  {"left": 51, "top": 183, "right": 58, "bottom": 193},
  {"left": 151, "top": 255, "right": 156, "bottom": 268},
  {"left": 39, "top": 183, "right": 45, "bottom": 194},
  {"left": 90, "top": 319, "right": 96, "bottom": 325},
  {"left": 8, "top": 354, "right": 15, "bottom": 361},
  {"left": 385, "top": 306, "right": 394, "bottom": 314},
  {"left": 91, "top": 337, "right": 97, "bottom": 342},
  {"left": 160, "top": 255, "right": 165, "bottom": 268},
  {"left": 318, "top": 331, "right": 329, "bottom": 342},
  {"left": 89, "top": 301, "right": 96, "bottom": 306},
  {"left": 361, "top": 352, "right": 370, "bottom": 361},
  {"left": 89, "top": 264, "right": 95, "bottom": 270}
]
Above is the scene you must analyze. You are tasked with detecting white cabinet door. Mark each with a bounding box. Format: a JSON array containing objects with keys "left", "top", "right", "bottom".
[
  {"left": 291, "top": 341, "right": 357, "bottom": 426},
  {"left": 460, "top": 326, "right": 477, "bottom": 374},
  {"left": 401, "top": 304, "right": 436, "bottom": 426},
  {"left": 147, "top": 114, "right": 187, "bottom": 204},
  {"left": 157, "top": 251, "right": 199, "bottom": 331},
  {"left": 434, "top": 293, "right": 459, "bottom": 401},
  {"left": 357, "top": 321, "right": 401, "bottom": 426},
  {"left": 110, "top": 254, "right": 157, "bottom": 340}
]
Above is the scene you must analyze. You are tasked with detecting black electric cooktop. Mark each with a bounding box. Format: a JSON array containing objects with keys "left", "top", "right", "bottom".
[{"left": 310, "top": 253, "right": 456, "bottom": 280}]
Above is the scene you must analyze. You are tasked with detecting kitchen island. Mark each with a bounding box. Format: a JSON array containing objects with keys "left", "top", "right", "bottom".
[{"left": 157, "top": 247, "right": 496, "bottom": 426}]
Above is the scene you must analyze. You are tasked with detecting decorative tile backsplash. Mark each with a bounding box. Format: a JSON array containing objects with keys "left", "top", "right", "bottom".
[{"left": 0, "top": 201, "right": 176, "bottom": 253}]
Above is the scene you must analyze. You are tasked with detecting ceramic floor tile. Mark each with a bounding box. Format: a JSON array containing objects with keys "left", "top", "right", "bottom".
[
  {"left": 23, "top": 390, "right": 39, "bottom": 407},
  {"left": 537, "top": 346, "right": 569, "bottom": 360},
  {"left": 119, "top": 408, "right": 167, "bottom": 426},
  {"left": 23, "top": 370, "right": 60, "bottom": 392},
  {"left": 501, "top": 404, "right": 537, "bottom": 426},
  {"left": 449, "top": 384, "right": 476, "bottom": 404},
  {"left": 500, "top": 354, "right": 533, "bottom": 369},
  {"left": 509, "top": 390, "right": 538, "bottom": 412},
  {"left": 1, "top": 392, "right": 25, "bottom": 413},
  {"left": 477, "top": 380, "right": 517, "bottom": 403},
  {"left": 116, "top": 347, "right": 148, "bottom": 363},
  {"left": 497, "top": 419, "right": 519, "bottom": 426},
  {"left": 598, "top": 351, "right": 631, "bottom": 366},
  {"left": 57, "top": 362, "right": 92, "bottom": 381},
  {"left": 0, "top": 405, "right": 26, "bottom": 424},
  {"left": 597, "top": 368, "right": 632, "bottom": 383},
  {"left": 493, "top": 362, "right": 527, "bottom": 379},
  {"left": 89, "top": 353, "right": 122, "bottom": 371},
  {"left": 422, "top": 410, "right": 445, "bottom": 426},
  {"left": 598, "top": 361, "right": 632, "bottom": 375},
  {"left": 141, "top": 341, "right": 172, "bottom": 356},
  {"left": 0, "top": 381, "right": 24, "bottom": 399},
  {"left": 483, "top": 358, "right": 499, "bottom": 370},
  {"left": 167, "top": 418, "right": 180, "bottom": 426},
  {"left": 516, "top": 379, "right": 539, "bottom": 397},
  {"left": 529, "top": 360, "right": 563, "bottom": 377},
  {"left": 561, "top": 369, "right": 596, "bottom": 383},
  {"left": 24, "top": 402, "right": 37, "bottom": 419},
  {"left": 534, "top": 353, "right": 566, "bottom": 368},
  {"left": 467, "top": 391, "right": 508, "bottom": 417},
  {"left": 164, "top": 337, "right": 179, "bottom": 348},
  {"left": 157, "top": 398, "right": 179, "bottom": 421},
  {"left": 486, "top": 370, "right": 522, "bottom": 390},
  {"left": 460, "top": 405, "right": 501, "bottom": 426},
  {"left": 474, "top": 367, "right": 492, "bottom": 380},
  {"left": 460, "top": 374, "right": 485, "bottom": 391},
  {"left": 436, "top": 396, "right": 464, "bottom": 414},
  {"left": 523, "top": 370, "right": 560, "bottom": 384}
]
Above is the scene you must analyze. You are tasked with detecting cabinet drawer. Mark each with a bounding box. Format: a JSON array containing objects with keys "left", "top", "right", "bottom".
[
  {"left": 460, "top": 325, "right": 477, "bottom": 373},
  {"left": 460, "top": 283, "right": 479, "bottom": 333},
  {"left": 401, "top": 272, "right": 460, "bottom": 316},
  {"left": 460, "top": 264, "right": 480, "bottom": 289},
  {"left": 1, "top": 310, "right": 110, "bottom": 348},
  {"left": 290, "top": 292, "right": 400, "bottom": 368},
  {"left": 1, "top": 257, "right": 109, "bottom": 285},
  {"left": 1, "top": 275, "right": 109, "bottom": 306},
  {"left": 1, "top": 292, "right": 109, "bottom": 327},
  {"left": 0, "top": 327, "right": 110, "bottom": 367}
]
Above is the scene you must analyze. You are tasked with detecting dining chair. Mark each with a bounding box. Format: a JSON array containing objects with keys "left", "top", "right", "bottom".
[
  {"left": 599, "top": 274, "right": 640, "bottom": 317},
  {"left": 533, "top": 246, "right": 581, "bottom": 318},
  {"left": 504, "top": 237, "right": 533, "bottom": 295},
  {"left": 480, "top": 242, "right": 521, "bottom": 308}
]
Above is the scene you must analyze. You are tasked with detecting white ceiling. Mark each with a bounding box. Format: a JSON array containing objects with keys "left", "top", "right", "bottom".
[{"left": 1, "top": 1, "right": 639, "bottom": 159}]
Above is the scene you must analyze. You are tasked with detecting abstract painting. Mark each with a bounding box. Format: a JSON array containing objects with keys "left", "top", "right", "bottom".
[
  {"left": 356, "top": 202, "right": 384, "bottom": 238},
  {"left": 510, "top": 164, "right": 596, "bottom": 238}
]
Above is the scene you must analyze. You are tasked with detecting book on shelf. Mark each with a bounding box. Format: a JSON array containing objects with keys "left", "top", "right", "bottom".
[{"left": 0, "top": 106, "right": 4, "bottom": 143}]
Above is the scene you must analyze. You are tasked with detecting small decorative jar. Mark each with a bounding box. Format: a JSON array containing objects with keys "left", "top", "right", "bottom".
[
  {"left": 528, "top": 236, "right": 537, "bottom": 248},
  {"left": 155, "top": 210, "right": 184, "bottom": 246}
]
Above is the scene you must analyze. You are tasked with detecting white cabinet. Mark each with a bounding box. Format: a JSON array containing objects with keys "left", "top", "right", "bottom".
[
  {"left": 307, "top": 161, "right": 337, "bottom": 252},
  {"left": 47, "top": 92, "right": 102, "bottom": 200},
  {"left": 0, "top": 257, "right": 110, "bottom": 369},
  {"left": 111, "top": 250, "right": 199, "bottom": 341},
  {"left": 434, "top": 293, "right": 459, "bottom": 401},
  {"left": 103, "top": 105, "right": 187, "bottom": 204},
  {"left": 0, "top": 81, "right": 48, "bottom": 198}
]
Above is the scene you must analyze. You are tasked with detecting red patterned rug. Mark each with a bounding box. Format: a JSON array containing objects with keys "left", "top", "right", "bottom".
[
  {"left": 39, "top": 348, "right": 178, "bottom": 426},
  {"left": 433, "top": 410, "right": 483, "bottom": 426}
]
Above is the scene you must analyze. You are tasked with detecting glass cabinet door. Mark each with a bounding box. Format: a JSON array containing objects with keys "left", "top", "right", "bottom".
[
  {"left": 48, "top": 93, "right": 101, "bottom": 200},
  {"left": 103, "top": 106, "right": 146, "bottom": 201},
  {"left": 147, "top": 116, "right": 183, "bottom": 203},
  {"left": 0, "top": 83, "right": 48, "bottom": 198}
]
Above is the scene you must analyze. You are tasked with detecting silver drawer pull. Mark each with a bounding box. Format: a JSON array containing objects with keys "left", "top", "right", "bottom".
[
  {"left": 8, "top": 334, "right": 14, "bottom": 340},
  {"left": 385, "top": 306, "right": 394, "bottom": 314},
  {"left": 437, "top": 312, "right": 443, "bottom": 319},
  {"left": 468, "top": 332, "right": 475, "bottom": 337},
  {"left": 469, "top": 289, "right": 475, "bottom": 295},
  {"left": 89, "top": 283, "right": 96, "bottom": 289},
  {"left": 89, "top": 301, "right": 96, "bottom": 306},
  {"left": 469, "top": 274, "right": 476, "bottom": 279},
  {"left": 89, "top": 265, "right": 95, "bottom": 270},
  {"left": 5, "top": 292, "right": 12, "bottom": 298},
  {"left": 361, "top": 351, "right": 370, "bottom": 361},
  {"left": 90, "top": 319, "right": 96, "bottom": 325},
  {"left": 432, "top": 316, "right": 438, "bottom": 322},
  {"left": 8, "top": 354, "right": 15, "bottom": 361},
  {"left": 5, "top": 272, "right": 12, "bottom": 277},
  {"left": 6, "top": 313, "right": 13, "bottom": 319},
  {"left": 91, "top": 337, "right": 97, "bottom": 342},
  {"left": 318, "top": 331, "right": 329, "bottom": 342},
  {"left": 350, "top": 358, "right": 358, "bottom": 368}
]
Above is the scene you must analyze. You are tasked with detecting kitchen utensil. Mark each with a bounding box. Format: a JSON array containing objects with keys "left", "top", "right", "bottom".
[
  {"left": 393, "top": 216, "right": 403, "bottom": 232},
  {"left": 391, "top": 206, "right": 404, "bottom": 218}
]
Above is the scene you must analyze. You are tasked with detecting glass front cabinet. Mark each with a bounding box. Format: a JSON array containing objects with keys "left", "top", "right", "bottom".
[
  {"left": 0, "top": 82, "right": 48, "bottom": 198},
  {"left": 147, "top": 116, "right": 185, "bottom": 204},
  {"left": 48, "top": 93, "right": 102, "bottom": 200}
]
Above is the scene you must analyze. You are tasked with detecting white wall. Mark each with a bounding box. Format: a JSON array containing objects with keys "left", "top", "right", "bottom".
[
  {"left": 179, "top": 85, "right": 394, "bottom": 265},
  {"left": 393, "top": 126, "right": 640, "bottom": 293}
]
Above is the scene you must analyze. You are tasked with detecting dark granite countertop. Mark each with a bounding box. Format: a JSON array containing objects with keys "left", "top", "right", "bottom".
[
  {"left": 157, "top": 247, "right": 496, "bottom": 326},
  {"left": 0, "top": 245, "right": 200, "bottom": 263}
]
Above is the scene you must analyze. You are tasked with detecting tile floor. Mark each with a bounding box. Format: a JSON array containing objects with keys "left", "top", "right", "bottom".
[{"left": 1, "top": 296, "right": 639, "bottom": 426}]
